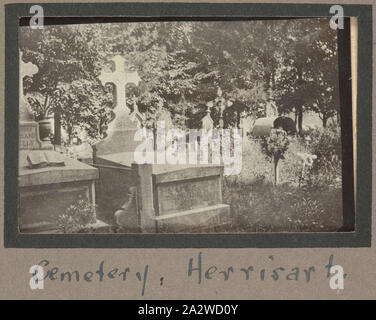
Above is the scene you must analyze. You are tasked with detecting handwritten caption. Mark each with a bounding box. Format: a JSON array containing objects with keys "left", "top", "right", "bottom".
[{"left": 30, "top": 253, "right": 346, "bottom": 295}]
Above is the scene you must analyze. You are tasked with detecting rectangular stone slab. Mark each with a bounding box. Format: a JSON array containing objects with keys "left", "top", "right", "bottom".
[
  {"left": 152, "top": 165, "right": 222, "bottom": 182},
  {"left": 19, "top": 150, "right": 98, "bottom": 187},
  {"left": 19, "top": 180, "right": 95, "bottom": 233},
  {"left": 155, "top": 176, "right": 221, "bottom": 215},
  {"left": 19, "top": 122, "right": 53, "bottom": 150},
  {"left": 155, "top": 203, "right": 230, "bottom": 233},
  {"left": 93, "top": 152, "right": 137, "bottom": 223},
  {"left": 94, "top": 129, "right": 141, "bottom": 156}
]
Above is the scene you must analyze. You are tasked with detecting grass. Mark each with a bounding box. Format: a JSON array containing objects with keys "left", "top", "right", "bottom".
[
  {"left": 223, "top": 179, "right": 342, "bottom": 232},
  {"left": 96, "top": 130, "right": 344, "bottom": 233},
  {"left": 221, "top": 135, "right": 343, "bottom": 233}
]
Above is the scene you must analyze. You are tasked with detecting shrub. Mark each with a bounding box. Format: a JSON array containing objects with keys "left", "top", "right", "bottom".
[
  {"left": 260, "top": 129, "right": 290, "bottom": 185},
  {"left": 57, "top": 198, "right": 96, "bottom": 233},
  {"left": 260, "top": 129, "right": 289, "bottom": 160},
  {"left": 232, "top": 134, "right": 306, "bottom": 186},
  {"left": 233, "top": 137, "right": 272, "bottom": 184},
  {"left": 305, "top": 125, "right": 342, "bottom": 187},
  {"left": 279, "top": 136, "right": 307, "bottom": 185},
  {"left": 222, "top": 179, "right": 342, "bottom": 232}
]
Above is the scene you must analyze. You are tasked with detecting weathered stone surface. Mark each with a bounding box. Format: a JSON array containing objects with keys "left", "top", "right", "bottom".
[
  {"left": 87, "top": 219, "right": 111, "bottom": 233},
  {"left": 19, "top": 180, "right": 96, "bottom": 232},
  {"left": 19, "top": 149, "right": 99, "bottom": 233},
  {"left": 155, "top": 204, "right": 230, "bottom": 233},
  {"left": 129, "top": 163, "right": 230, "bottom": 233},
  {"left": 19, "top": 122, "right": 43, "bottom": 150},
  {"left": 114, "top": 187, "right": 138, "bottom": 229},
  {"left": 152, "top": 165, "right": 222, "bottom": 182},
  {"left": 95, "top": 130, "right": 141, "bottom": 156},
  {"left": 201, "top": 104, "right": 214, "bottom": 130},
  {"left": 94, "top": 153, "right": 137, "bottom": 223},
  {"left": 92, "top": 57, "right": 231, "bottom": 233},
  {"left": 30, "top": 219, "right": 111, "bottom": 234},
  {"left": 152, "top": 163, "right": 230, "bottom": 232},
  {"left": 94, "top": 55, "right": 143, "bottom": 156},
  {"left": 156, "top": 176, "right": 220, "bottom": 215},
  {"left": 19, "top": 53, "right": 53, "bottom": 150},
  {"left": 132, "top": 163, "right": 156, "bottom": 233},
  {"left": 18, "top": 55, "right": 99, "bottom": 233},
  {"left": 19, "top": 51, "right": 38, "bottom": 123},
  {"left": 19, "top": 151, "right": 98, "bottom": 187}
]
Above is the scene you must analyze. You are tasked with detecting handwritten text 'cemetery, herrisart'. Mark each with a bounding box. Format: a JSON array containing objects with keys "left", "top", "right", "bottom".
[{"left": 30, "top": 254, "right": 345, "bottom": 297}]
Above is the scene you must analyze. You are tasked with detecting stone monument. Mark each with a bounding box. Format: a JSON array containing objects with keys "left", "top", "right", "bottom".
[
  {"left": 94, "top": 55, "right": 143, "bottom": 157},
  {"left": 18, "top": 52, "right": 101, "bottom": 233},
  {"left": 93, "top": 55, "right": 145, "bottom": 222},
  {"left": 94, "top": 56, "right": 231, "bottom": 232},
  {"left": 19, "top": 52, "right": 52, "bottom": 151}
]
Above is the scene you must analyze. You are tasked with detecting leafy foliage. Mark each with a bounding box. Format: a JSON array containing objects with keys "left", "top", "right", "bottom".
[
  {"left": 222, "top": 132, "right": 342, "bottom": 232},
  {"left": 20, "top": 18, "right": 340, "bottom": 144},
  {"left": 26, "top": 92, "right": 53, "bottom": 121},
  {"left": 57, "top": 198, "right": 97, "bottom": 233},
  {"left": 223, "top": 179, "right": 342, "bottom": 232},
  {"left": 52, "top": 80, "right": 113, "bottom": 144},
  {"left": 274, "top": 19, "right": 339, "bottom": 132},
  {"left": 305, "top": 125, "right": 342, "bottom": 187},
  {"left": 261, "top": 128, "right": 290, "bottom": 162}
]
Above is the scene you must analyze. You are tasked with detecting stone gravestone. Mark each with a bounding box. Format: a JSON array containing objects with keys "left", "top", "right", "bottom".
[
  {"left": 18, "top": 53, "right": 101, "bottom": 233},
  {"left": 134, "top": 163, "right": 230, "bottom": 233},
  {"left": 94, "top": 56, "right": 231, "bottom": 233},
  {"left": 93, "top": 55, "right": 144, "bottom": 226},
  {"left": 158, "top": 108, "right": 174, "bottom": 130},
  {"left": 202, "top": 103, "right": 214, "bottom": 130},
  {"left": 19, "top": 52, "right": 52, "bottom": 151},
  {"left": 95, "top": 55, "right": 143, "bottom": 157},
  {"left": 239, "top": 112, "right": 255, "bottom": 136},
  {"left": 136, "top": 103, "right": 230, "bottom": 233},
  {"left": 265, "top": 100, "right": 278, "bottom": 117}
]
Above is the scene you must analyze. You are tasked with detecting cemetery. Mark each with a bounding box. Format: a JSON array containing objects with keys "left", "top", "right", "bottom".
[{"left": 18, "top": 19, "right": 345, "bottom": 234}]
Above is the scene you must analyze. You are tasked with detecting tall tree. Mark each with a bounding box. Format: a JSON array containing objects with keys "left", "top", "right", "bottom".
[
  {"left": 20, "top": 24, "right": 109, "bottom": 144},
  {"left": 21, "top": 19, "right": 340, "bottom": 143},
  {"left": 275, "top": 18, "right": 339, "bottom": 133}
]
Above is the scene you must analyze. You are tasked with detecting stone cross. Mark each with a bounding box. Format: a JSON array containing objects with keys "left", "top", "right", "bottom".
[
  {"left": 202, "top": 102, "right": 214, "bottom": 130},
  {"left": 99, "top": 55, "right": 141, "bottom": 132},
  {"left": 265, "top": 100, "right": 278, "bottom": 117},
  {"left": 19, "top": 51, "right": 39, "bottom": 121},
  {"left": 206, "top": 87, "right": 233, "bottom": 129}
]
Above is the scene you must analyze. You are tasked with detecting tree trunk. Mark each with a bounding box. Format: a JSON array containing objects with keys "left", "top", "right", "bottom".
[
  {"left": 296, "top": 65, "right": 304, "bottom": 136},
  {"left": 67, "top": 125, "right": 73, "bottom": 145},
  {"left": 236, "top": 110, "right": 241, "bottom": 129},
  {"left": 43, "top": 95, "right": 49, "bottom": 116},
  {"left": 54, "top": 112, "right": 61, "bottom": 146},
  {"left": 322, "top": 114, "right": 328, "bottom": 128},
  {"left": 153, "top": 123, "right": 157, "bottom": 152},
  {"left": 273, "top": 155, "right": 280, "bottom": 185},
  {"left": 297, "top": 106, "right": 303, "bottom": 135}
]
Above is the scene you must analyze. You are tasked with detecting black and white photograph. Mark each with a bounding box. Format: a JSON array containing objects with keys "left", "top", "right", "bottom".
[{"left": 18, "top": 17, "right": 352, "bottom": 235}]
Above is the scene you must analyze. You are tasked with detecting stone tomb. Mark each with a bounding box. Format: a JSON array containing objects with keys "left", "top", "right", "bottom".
[
  {"left": 96, "top": 161, "right": 230, "bottom": 233},
  {"left": 18, "top": 54, "right": 100, "bottom": 233},
  {"left": 93, "top": 55, "right": 144, "bottom": 227},
  {"left": 136, "top": 164, "right": 230, "bottom": 233},
  {"left": 94, "top": 56, "right": 230, "bottom": 232},
  {"left": 95, "top": 55, "right": 143, "bottom": 156},
  {"left": 18, "top": 155, "right": 99, "bottom": 232}
]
